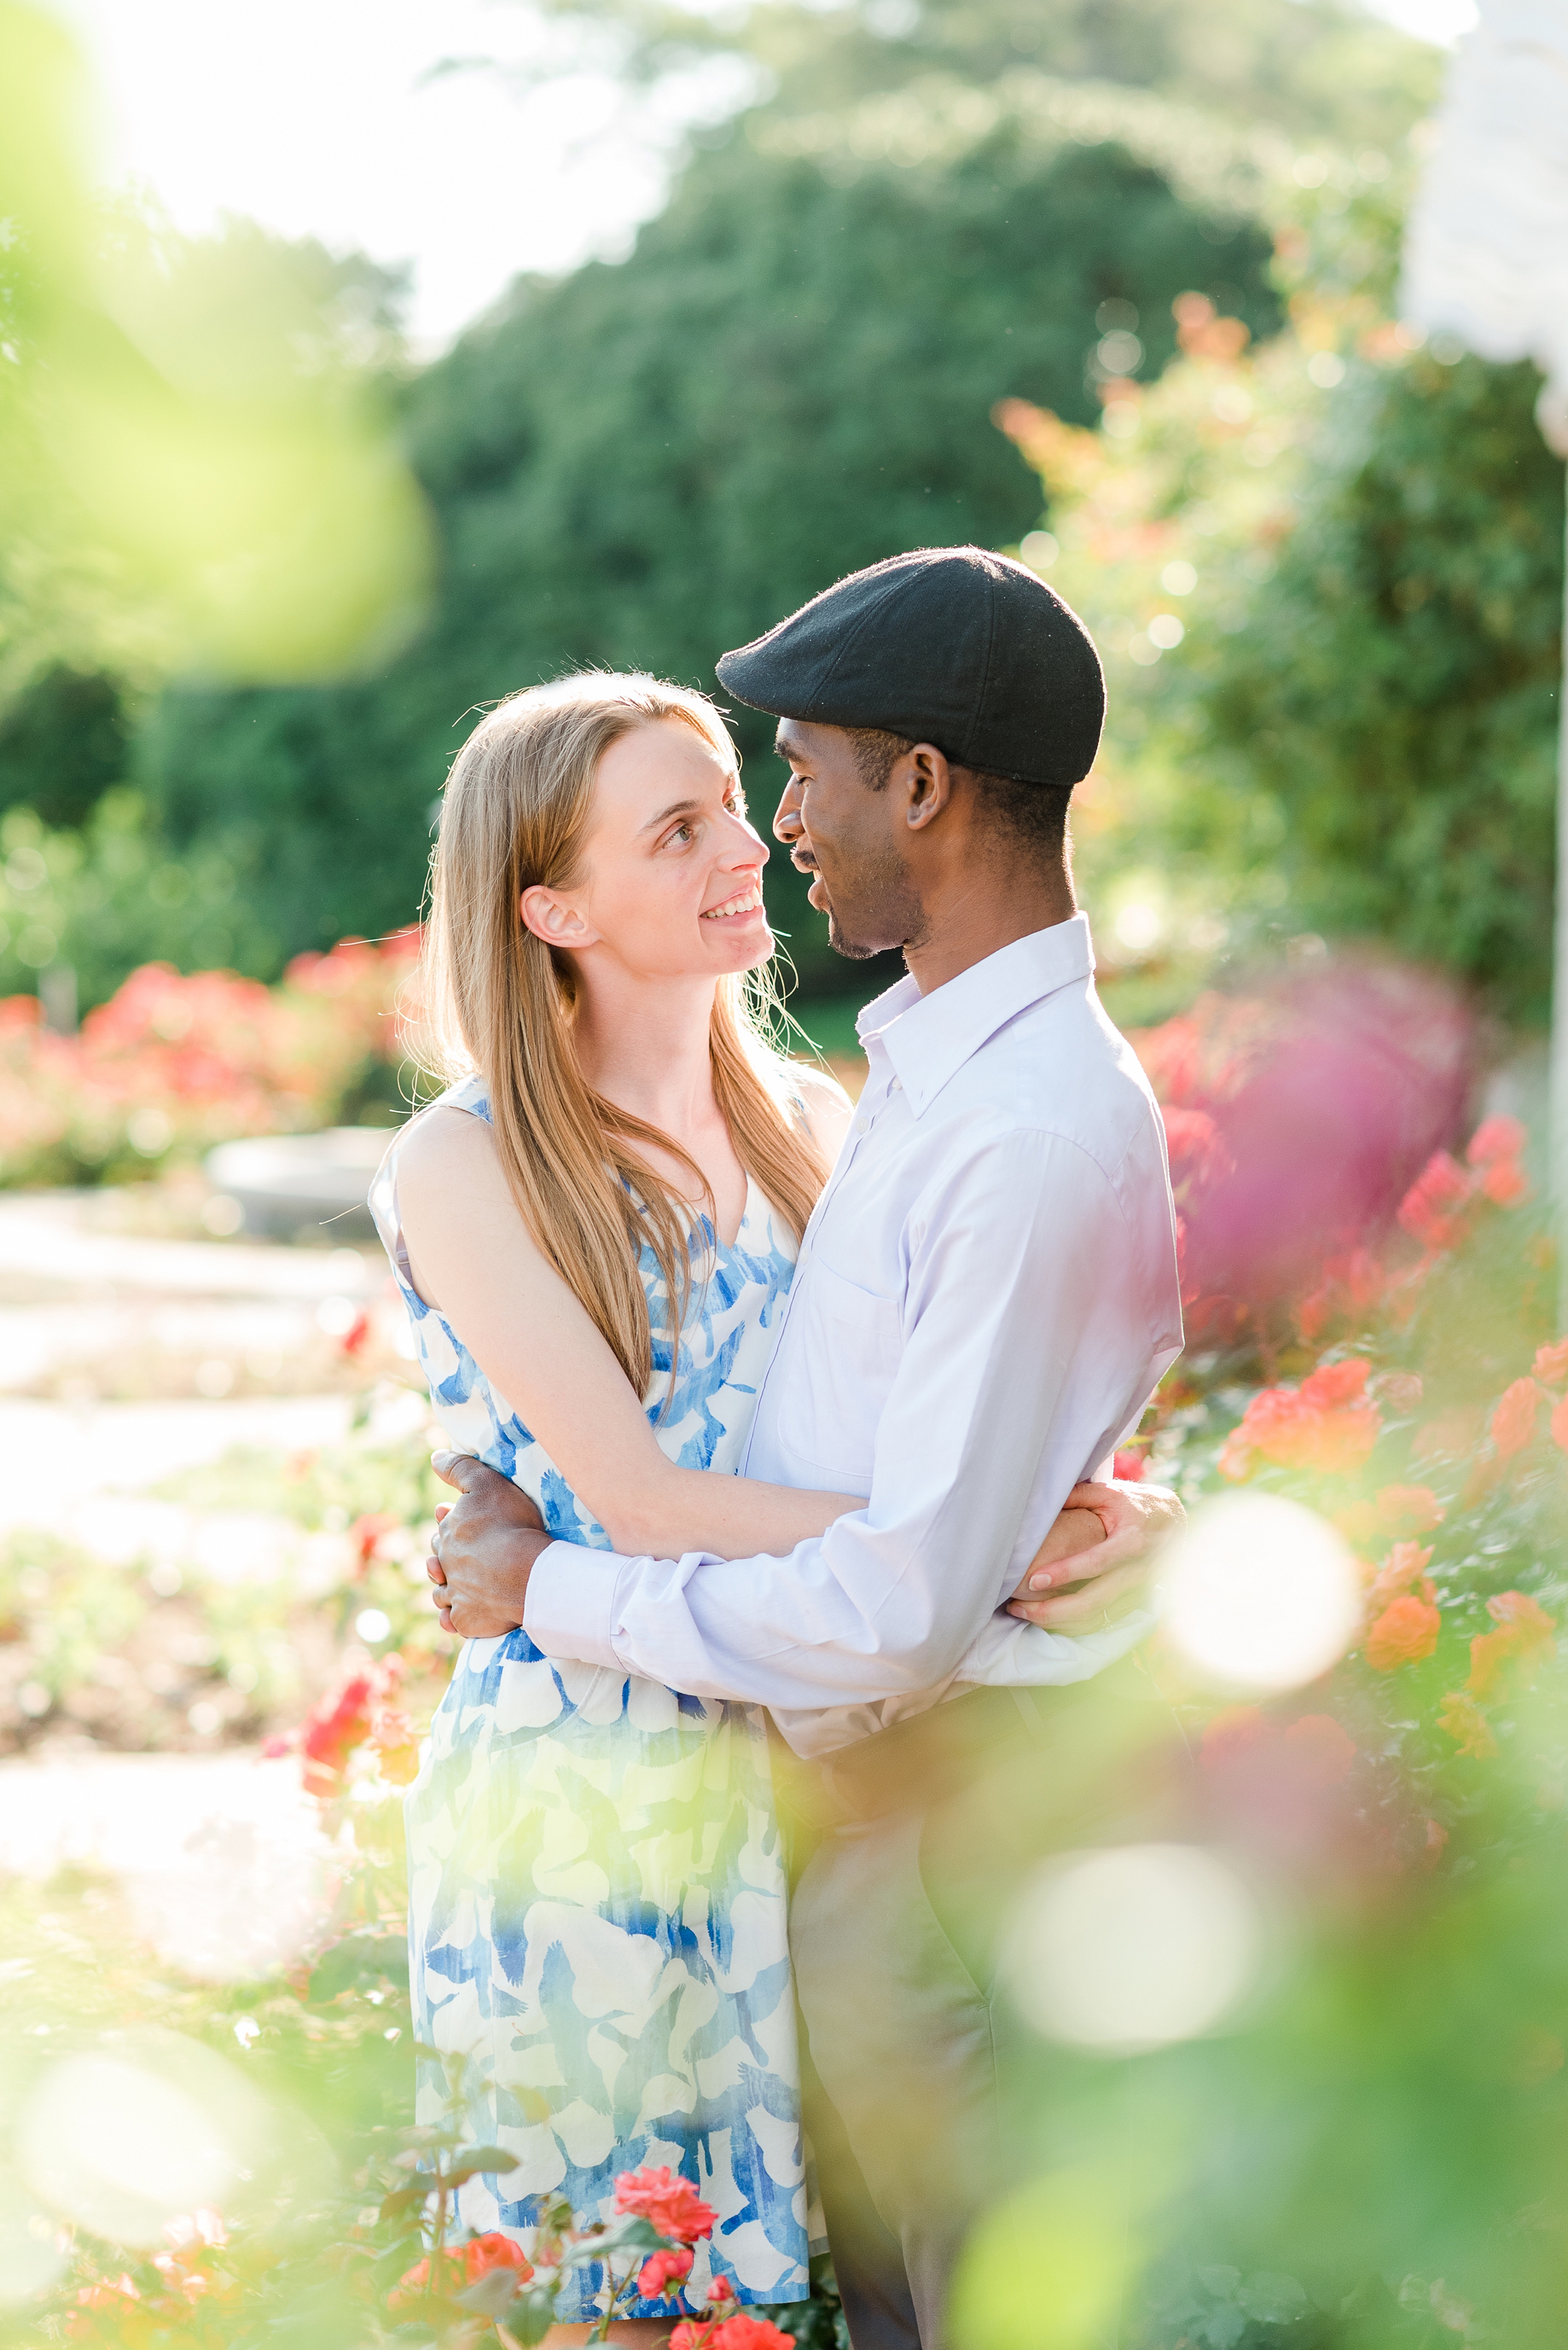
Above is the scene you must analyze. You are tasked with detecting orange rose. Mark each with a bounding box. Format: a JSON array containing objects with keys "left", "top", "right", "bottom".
[
  {"left": 1365, "top": 1593, "right": 1441, "bottom": 1672},
  {"left": 1490, "top": 1378, "right": 1540, "bottom": 1460},
  {"left": 1534, "top": 1338, "right": 1568, "bottom": 1386},
  {"left": 1550, "top": 1393, "right": 1568, "bottom": 1455},
  {"left": 1438, "top": 1690, "right": 1497, "bottom": 1760},
  {"left": 1467, "top": 1115, "right": 1526, "bottom": 1165},
  {"left": 1283, "top": 1713, "right": 1357, "bottom": 1782},
  {"left": 1467, "top": 1591, "right": 1556, "bottom": 1700},
  {"left": 1480, "top": 1159, "right": 1529, "bottom": 1207},
  {"left": 1374, "top": 1483, "right": 1444, "bottom": 1534},
  {"left": 1368, "top": 1541, "right": 1435, "bottom": 1608}
]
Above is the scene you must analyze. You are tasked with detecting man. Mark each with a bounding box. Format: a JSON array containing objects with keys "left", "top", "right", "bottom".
[{"left": 428, "top": 546, "right": 1184, "bottom": 2346}]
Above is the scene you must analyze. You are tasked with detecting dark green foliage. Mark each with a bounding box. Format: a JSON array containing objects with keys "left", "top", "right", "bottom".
[
  {"left": 143, "top": 129, "right": 1276, "bottom": 987},
  {"left": 0, "top": 665, "right": 129, "bottom": 826},
  {"left": 1197, "top": 353, "right": 1565, "bottom": 1020}
]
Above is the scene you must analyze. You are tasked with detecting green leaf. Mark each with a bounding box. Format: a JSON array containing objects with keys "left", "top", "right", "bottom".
[
  {"left": 559, "top": 2215, "right": 665, "bottom": 2266},
  {"left": 459, "top": 2270, "right": 529, "bottom": 2318},
  {"left": 444, "top": 2146, "right": 518, "bottom": 2187},
  {"left": 502, "top": 2284, "right": 561, "bottom": 2346},
  {"left": 1237, "top": 2272, "right": 1309, "bottom": 2324},
  {"left": 379, "top": 2181, "right": 437, "bottom": 2220},
  {"left": 308, "top": 1933, "right": 409, "bottom": 2002}
]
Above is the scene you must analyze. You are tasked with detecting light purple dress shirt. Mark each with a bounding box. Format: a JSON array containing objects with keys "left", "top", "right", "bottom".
[{"left": 524, "top": 914, "right": 1184, "bottom": 1757}]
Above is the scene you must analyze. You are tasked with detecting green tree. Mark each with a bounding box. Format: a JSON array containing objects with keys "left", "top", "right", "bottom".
[{"left": 144, "top": 116, "right": 1278, "bottom": 991}]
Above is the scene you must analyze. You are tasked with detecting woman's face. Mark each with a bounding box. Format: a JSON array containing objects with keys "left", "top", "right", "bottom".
[{"left": 521, "top": 716, "right": 772, "bottom": 983}]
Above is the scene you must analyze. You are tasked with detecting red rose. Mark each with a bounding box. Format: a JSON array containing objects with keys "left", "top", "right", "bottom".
[
  {"left": 614, "top": 2167, "right": 717, "bottom": 2246},
  {"left": 638, "top": 2249, "right": 696, "bottom": 2298},
  {"left": 708, "top": 2316, "right": 796, "bottom": 2349}
]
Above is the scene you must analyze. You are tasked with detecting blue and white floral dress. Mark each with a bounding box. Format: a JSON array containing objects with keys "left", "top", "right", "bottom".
[{"left": 370, "top": 1077, "right": 809, "bottom": 2321}]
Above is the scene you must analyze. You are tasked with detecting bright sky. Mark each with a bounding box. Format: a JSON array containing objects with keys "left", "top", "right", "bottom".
[{"left": 50, "top": 0, "right": 1475, "bottom": 353}]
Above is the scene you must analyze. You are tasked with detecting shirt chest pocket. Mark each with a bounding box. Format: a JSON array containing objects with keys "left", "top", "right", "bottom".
[{"left": 775, "top": 1255, "right": 902, "bottom": 1487}]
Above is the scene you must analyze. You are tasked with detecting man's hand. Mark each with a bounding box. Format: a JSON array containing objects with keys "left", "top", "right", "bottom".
[
  {"left": 426, "top": 1452, "right": 551, "bottom": 1639},
  {"left": 1005, "top": 1477, "right": 1184, "bottom": 1632}
]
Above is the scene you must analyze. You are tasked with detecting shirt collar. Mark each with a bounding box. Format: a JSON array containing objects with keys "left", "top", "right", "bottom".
[{"left": 857, "top": 913, "right": 1094, "bottom": 1119}]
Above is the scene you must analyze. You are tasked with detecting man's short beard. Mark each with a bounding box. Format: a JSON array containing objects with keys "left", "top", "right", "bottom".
[{"left": 822, "top": 845, "right": 927, "bottom": 962}]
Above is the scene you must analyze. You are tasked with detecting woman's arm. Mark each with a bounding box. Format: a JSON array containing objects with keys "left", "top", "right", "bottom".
[{"left": 395, "top": 1105, "right": 862, "bottom": 1559}]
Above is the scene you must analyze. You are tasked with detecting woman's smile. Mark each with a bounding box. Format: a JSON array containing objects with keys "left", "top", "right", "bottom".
[{"left": 700, "top": 880, "right": 767, "bottom": 923}]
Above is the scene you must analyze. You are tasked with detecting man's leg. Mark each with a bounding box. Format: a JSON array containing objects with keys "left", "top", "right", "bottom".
[
  {"left": 791, "top": 1809, "right": 999, "bottom": 2349},
  {"left": 798, "top": 2019, "right": 921, "bottom": 2350}
]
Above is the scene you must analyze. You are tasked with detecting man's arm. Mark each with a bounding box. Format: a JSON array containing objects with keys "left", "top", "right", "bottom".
[{"left": 511, "top": 1127, "right": 1177, "bottom": 1711}]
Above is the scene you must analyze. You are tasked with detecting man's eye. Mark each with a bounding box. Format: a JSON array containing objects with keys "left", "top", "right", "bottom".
[{"left": 667, "top": 823, "right": 694, "bottom": 847}]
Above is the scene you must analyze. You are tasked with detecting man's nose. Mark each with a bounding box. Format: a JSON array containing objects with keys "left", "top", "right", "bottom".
[{"left": 773, "top": 780, "right": 804, "bottom": 842}]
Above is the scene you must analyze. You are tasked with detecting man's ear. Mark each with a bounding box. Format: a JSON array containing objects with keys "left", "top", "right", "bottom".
[
  {"left": 520, "top": 885, "right": 598, "bottom": 948},
  {"left": 900, "top": 743, "right": 955, "bottom": 835}
]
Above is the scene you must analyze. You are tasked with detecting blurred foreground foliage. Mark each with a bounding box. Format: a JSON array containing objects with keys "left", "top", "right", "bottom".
[
  {"left": 4, "top": 967, "right": 1568, "bottom": 2345},
  {"left": 0, "top": 3, "right": 432, "bottom": 703}
]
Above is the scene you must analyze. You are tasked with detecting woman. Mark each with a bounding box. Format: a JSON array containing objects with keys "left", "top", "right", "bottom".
[{"left": 372, "top": 674, "right": 1102, "bottom": 2342}]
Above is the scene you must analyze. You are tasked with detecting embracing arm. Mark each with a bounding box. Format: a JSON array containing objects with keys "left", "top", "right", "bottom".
[
  {"left": 522, "top": 1127, "right": 1182, "bottom": 1708},
  {"left": 395, "top": 1102, "right": 862, "bottom": 1561}
]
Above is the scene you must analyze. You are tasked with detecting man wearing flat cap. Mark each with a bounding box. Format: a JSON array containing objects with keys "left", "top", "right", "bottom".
[{"left": 432, "top": 546, "right": 1184, "bottom": 2346}]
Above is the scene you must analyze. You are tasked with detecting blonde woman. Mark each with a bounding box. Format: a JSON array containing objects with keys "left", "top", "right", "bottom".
[{"left": 370, "top": 674, "right": 1112, "bottom": 2343}]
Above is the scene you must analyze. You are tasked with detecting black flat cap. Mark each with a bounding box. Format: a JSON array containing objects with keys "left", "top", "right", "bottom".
[{"left": 715, "top": 544, "right": 1104, "bottom": 788}]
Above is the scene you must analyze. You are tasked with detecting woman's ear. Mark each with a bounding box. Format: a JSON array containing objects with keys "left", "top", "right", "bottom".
[{"left": 520, "top": 885, "right": 598, "bottom": 949}]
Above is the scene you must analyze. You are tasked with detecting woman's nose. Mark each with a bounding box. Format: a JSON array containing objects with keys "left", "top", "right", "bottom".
[{"left": 720, "top": 807, "right": 769, "bottom": 867}]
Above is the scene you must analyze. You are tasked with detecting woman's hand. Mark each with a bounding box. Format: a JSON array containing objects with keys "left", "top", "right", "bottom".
[{"left": 1005, "top": 1478, "right": 1184, "bottom": 1632}]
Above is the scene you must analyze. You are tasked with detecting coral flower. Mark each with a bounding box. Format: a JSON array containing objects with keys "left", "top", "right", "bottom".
[
  {"left": 1490, "top": 1378, "right": 1540, "bottom": 1459},
  {"left": 1365, "top": 1592, "right": 1441, "bottom": 1672},
  {"left": 1533, "top": 1338, "right": 1568, "bottom": 1386},
  {"left": 1466, "top": 1114, "right": 1526, "bottom": 1165},
  {"left": 1375, "top": 1484, "right": 1444, "bottom": 1534},
  {"left": 638, "top": 2249, "right": 696, "bottom": 2298},
  {"left": 1283, "top": 1713, "right": 1358, "bottom": 1782},
  {"left": 614, "top": 2168, "right": 717, "bottom": 2247},
  {"left": 1368, "top": 1542, "right": 1435, "bottom": 1607},
  {"left": 391, "top": 2234, "right": 532, "bottom": 2306},
  {"left": 1552, "top": 1393, "right": 1568, "bottom": 1455},
  {"left": 671, "top": 2319, "right": 794, "bottom": 2350},
  {"left": 1397, "top": 1151, "right": 1473, "bottom": 1252},
  {"left": 1480, "top": 1159, "right": 1529, "bottom": 1206},
  {"left": 1438, "top": 1690, "right": 1497, "bottom": 1760},
  {"left": 1467, "top": 1591, "right": 1557, "bottom": 1700}
]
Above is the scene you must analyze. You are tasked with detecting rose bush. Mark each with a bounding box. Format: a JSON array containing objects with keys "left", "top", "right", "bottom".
[{"left": 0, "top": 927, "right": 422, "bottom": 1187}]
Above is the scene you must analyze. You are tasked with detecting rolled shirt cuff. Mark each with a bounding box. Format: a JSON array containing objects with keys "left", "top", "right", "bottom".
[{"left": 521, "top": 1539, "right": 627, "bottom": 1673}]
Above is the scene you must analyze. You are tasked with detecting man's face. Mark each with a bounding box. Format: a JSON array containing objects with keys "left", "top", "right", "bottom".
[{"left": 772, "top": 718, "right": 925, "bottom": 961}]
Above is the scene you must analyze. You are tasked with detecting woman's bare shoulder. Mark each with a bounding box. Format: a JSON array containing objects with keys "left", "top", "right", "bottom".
[
  {"left": 787, "top": 1061, "right": 855, "bottom": 1156},
  {"left": 394, "top": 1099, "right": 501, "bottom": 1195}
]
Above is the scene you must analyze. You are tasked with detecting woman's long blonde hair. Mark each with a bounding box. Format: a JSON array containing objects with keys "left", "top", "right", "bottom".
[{"left": 414, "top": 672, "right": 831, "bottom": 1395}]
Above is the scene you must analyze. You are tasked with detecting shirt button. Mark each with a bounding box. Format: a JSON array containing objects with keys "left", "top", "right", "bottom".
[
  {"left": 853, "top": 1112, "right": 870, "bottom": 1134},
  {"left": 889, "top": 1078, "right": 902, "bottom": 1093}
]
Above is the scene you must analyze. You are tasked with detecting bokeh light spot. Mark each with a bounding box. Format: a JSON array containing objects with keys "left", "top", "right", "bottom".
[
  {"left": 1003, "top": 1843, "right": 1262, "bottom": 2055},
  {"left": 1162, "top": 1491, "right": 1362, "bottom": 1691}
]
